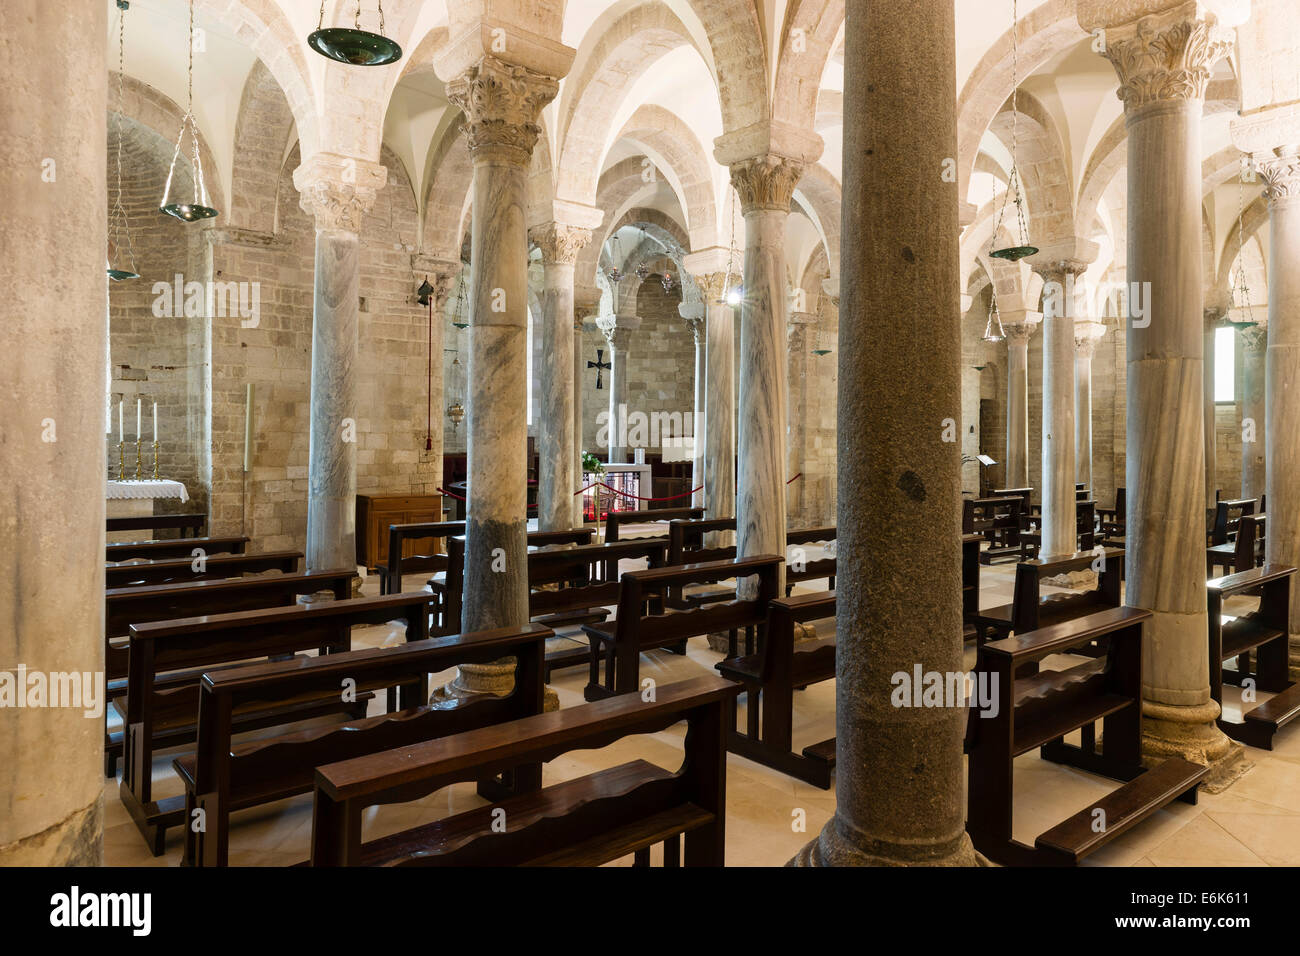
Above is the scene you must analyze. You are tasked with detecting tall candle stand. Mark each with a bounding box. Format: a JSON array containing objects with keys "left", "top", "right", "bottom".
[
  {"left": 152, "top": 441, "right": 160, "bottom": 480},
  {"left": 117, "top": 442, "right": 125, "bottom": 481},
  {"left": 134, "top": 439, "right": 143, "bottom": 480}
]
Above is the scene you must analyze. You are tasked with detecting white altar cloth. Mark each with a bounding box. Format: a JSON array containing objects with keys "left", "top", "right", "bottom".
[{"left": 106, "top": 479, "right": 190, "bottom": 503}]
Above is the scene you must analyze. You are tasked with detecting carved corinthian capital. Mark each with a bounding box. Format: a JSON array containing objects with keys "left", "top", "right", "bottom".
[
  {"left": 693, "top": 271, "right": 734, "bottom": 305},
  {"left": 729, "top": 155, "right": 805, "bottom": 214},
  {"left": 293, "top": 153, "right": 387, "bottom": 232},
  {"left": 1256, "top": 147, "right": 1300, "bottom": 208},
  {"left": 1099, "top": 11, "right": 1234, "bottom": 111},
  {"left": 447, "top": 57, "right": 559, "bottom": 164},
  {"left": 528, "top": 222, "right": 592, "bottom": 265}
]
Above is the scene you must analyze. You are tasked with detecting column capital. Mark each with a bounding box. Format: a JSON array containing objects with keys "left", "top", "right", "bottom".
[
  {"left": 727, "top": 154, "right": 806, "bottom": 214},
  {"left": 683, "top": 313, "right": 705, "bottom": 344},
  {"left": 1239, "top": 322, "right": 1268, "bottom": 352},
  {"left": 528, "top": 222, "right": 592, "bottom": 265},
  {"left": 1002, "top": 309, "right": 1042, "bottom": 346},
  {"left": 1084, "top": 4, "right": 1236, "bottom": 111},
  {"left": 445, "top": 56, "right": 560, "bottom": 164},
  {"left": 692, "top": 270, "right": 738, "bottom": 305},
  {"left": 682, "top": 245, "right": 741, "bottom": 280},
  {"left": 1256, "top": 146, "right": 1300, "bottom": 209},
  {"left": 1027, "top": 237, "right": 1099, "bottom": 280},
  {"left": 1074, "top": 320, "right": 1108, "bottom": 356},
  {"left": 293, "top": 152, "right": 387, "bottom": 232}
]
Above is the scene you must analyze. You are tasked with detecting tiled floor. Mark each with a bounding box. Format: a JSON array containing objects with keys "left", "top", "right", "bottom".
[{"left": 101, "top": 537, "right": 1300, "bottom": 867}]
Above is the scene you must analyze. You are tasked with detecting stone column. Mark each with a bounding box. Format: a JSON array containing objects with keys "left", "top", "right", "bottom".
[
  {"left": 0, "top": 0, "right": 106, "bottom": 865},
  {"left": 1084, "top": 0, "right": 1244, "bottom": 786},
  {"left": 695, "top": 270, "right": 737, "bottom": 523},
  {"left": 1002, "top": 316, "right": 1040, "bottom": 489},
  {"left": 1074, "top": 322, "right": 1107, "bottom": 490},
  {"left": 1240, "top": 321, "right": 1267, "bottom": 500},
  {"left": 794, "top": 0, "right": 975, "bottom": 866},
  {"left": 786, "top": 312, "right": 817, "bottom": 525},
  {"left": 680, "top": 304, "right": 707, "bottom": 507},
  {"left": 1203, "top": 307, "right": 1223, "bottom": 508},
  {"left": 572, "top": 295, "right": 599, "bottom": 526},
  {"left": 413, "top": 256, "right": 459, "bottom": 500},
  {"left": 293, "top": 154, "right": 387, "bottom": 581},
  {"left": 1257, "top": 147, "right": 1300, "bottom": 673},
  {"left": 599, "top": 316, "right": 639, "bottom": 463},
  {"left": 529, "top": 222, "right": 591, "bottom": 531}
]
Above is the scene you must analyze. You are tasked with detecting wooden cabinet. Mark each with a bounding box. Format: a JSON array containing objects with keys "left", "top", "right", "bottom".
[{"left": 355, "top": 494, "right": 444, "bottom": 569}]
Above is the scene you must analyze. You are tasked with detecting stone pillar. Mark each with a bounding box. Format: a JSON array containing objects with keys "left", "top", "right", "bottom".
[
  {"left": 529, "top": 222, "right": 591, "bottom": 531},
  {"left": 294, "top": 154, "right": 386, "bottom": 581},
  {"left": 1240, "top": 321, "right": 1267, "bottom": 501},
  {"left": 1074, "top": 322, "right": 1107, "bottom": 491},
  {"left": 597, "top": 317, "right": 635, "bottom": 463},
  {"left": 1002, "top": 316, "right": 1040, "bottom": 489},
  {"left": 794, "top": 0, "right": 976, "bottom": 867},
  {"left": 1203, "top": 308, "right": 1223, "bottom": 508},
  {"left": 681, "top": 303, "right": 708, "bottom": 507},
  {"left": 0, "top": 0, "right": 107, "bottom": 865},
  {"left": 695, "top": 270, "right": 737, "bottom": 523},
  {"left": 573, "top": 295, "right": 599, "bottom": 526},
  {"left": 1257, "top": 147, "right": 1300, "bottom": 673},
  {"left": 786, "top": 311, "right": 817, "bottom": 525},
  {"left": 1084, "top": 0, "right": 1244, "bottom": 787}
]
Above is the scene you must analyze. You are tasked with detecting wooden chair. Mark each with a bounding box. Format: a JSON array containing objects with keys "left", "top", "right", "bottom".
[
  {"left": 784, "top": 526, "right": 837, "bottom": 594},
  {"left": 1208, "top": 564, "right": 1298, "bottom": 750},
  {"left": 1207, "top": 512, "right": 1266, "bottom": 577},
  {"left": 966, "top": 606, "right": 1207, "bottom": 865},
  {"left": 102, "top": 568, "right": 354, "bottom": 777},
  {"left": 377, "top": 520, "right": 464, "bottom": 595},
  {"left": 119, "top": 592, "right": 434, "bottom": 855},
  {"left": 308, "top": 675, "right": 738, "bottom": 867},
  {"left": 715, "top": 591, "right": 836, "bottom": 788},
  {"left": 962, "top": 532, "right": 982, "bottom": 640},
  {"left": 1017, "top": 500, "right": 1097, "bottom": 561},
  {"left": 106, "top": 513, "right": 206, "bottom": 539},
  {"left": 605, "top": 506, "right": 704, "bottom": 542},
  {"left": 1096, "top": 487, "right": 1126, "bottom": 544},
  {"left": 106, "top": 535, "right": 248, "bottom": 563},
  {"left": 104, "top": 550, "right": 302, "bottom": 589},
  {"left": 972, "top": 547, "right": 1124, "bottom": 646},
  {"left": 177, "top": 622, "right": 552, "bottom": 866},
  {"left": 581, "top": 555, "right": 782, "bottom": 701}
]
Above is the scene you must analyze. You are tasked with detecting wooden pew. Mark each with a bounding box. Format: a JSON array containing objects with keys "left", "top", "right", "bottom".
[
  {"left": 1208, "top": 512, "right": 1266, "bottom": 577},
  {"left": 1097, "top": 487, "right": 1126, "bottom": 544},
  {"left": 606, "top": 506, "right": 704, "bottom": 542},
  {"left": 120, "top": 592, "right": 434, "bottom": 854},
  {"left": 1016, "top": 500, "right": 1097, "bottom": 560},
  {"left": 102, "top": 568, "right": 354, "bottom": 777},
  {"left": 963, "top": 532, "right": 982, "bottom": 639},
  {"left": 377, "top": 520, "right": 464, "bottom": 595},
  {"left": 964, "top": 495, "right": 1023, "bottom": 563},
  {"left": 581, "top": 556, "right": 782, "bottom": 701},
  {"left": 308, "top": 675, "right": 738, "bottom": 867},
  {"left": 1207, "top": 497, "right": 1257, "bottom": 548},
  {"left": 972, "top": 547, "right": 1124, "bottom": 645},
  {"left": 715, "top": 591, "right": 836, "bottom": 788},
  {"left": 667, "top": 517, "right": 738, "bottom": 609},
  {"left": 107, "top": 535, "right": 248, "bottom": 563},
  {"left": 966, "top": 606, "right": 1207, "bottom": 865},
  {"left": 106, "top": 513, "right": 206, "bottom": 539},
  {"left": 1208, "top": 564, "right": 1299, "bottom": 750},
  {"left": 104, "top": 550, "right": 302, "bottom": 589},
  {"left": 177, "top": 623, "right": 552, "bottom": 866},
  {"left": 784, "top": 526, "right": 837, "bottom": 594},
  {"left": 433, "top": 529, "right": 596, "bottom": 635}
]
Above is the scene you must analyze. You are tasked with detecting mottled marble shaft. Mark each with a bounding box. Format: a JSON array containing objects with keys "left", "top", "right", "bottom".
[
  {"left": 1005, "top": 334, "right": 1030, "bottom": 488},
  {"left": 1241, "top": 329, "right": 1266, "bottom": 501},
  {"left": 306, "top": 230, "right": 359, "bottom": 573},
  {"left": 1204, "top": 320, "right": 1218, "bottom": 507},
  {"left": 464, "top": 154, "right": 530, "bottom": 631},
  {"left": 793, "top": 0, "right": 975, "bottom": 866},
  {"left": 736, "top": 208, "right": 789, "bottom": 591},
  {"left": 705, "top": 301, "right": 736, "bottom": 521},
  {"left": 538, "top": 261, "right": 575, "bottom": 531},
  {"left": 1075, "top": 349, "right": 1094, "bottom": 490},
  {"left": 692, "top": 328, "right": 706, "bottom": 508},
  {"left": 1041, "top": 300, "right": 1076, "bottom": 557},
  {"left": 572, "top": 317, "right": 586, "bottom": 527},
  {"left": 786, "top": 321, "right": 811, "bottom": 524},
  {"left": 605, "top": 326, "right": 630, "bottom": 464},
  {"left": 0, "top": 0, "right": 106, "bottom": 864}
]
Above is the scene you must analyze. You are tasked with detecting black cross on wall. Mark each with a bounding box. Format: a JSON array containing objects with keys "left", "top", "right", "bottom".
[{"left": 588, "top": 348, "right": 611, "bottom": 389}]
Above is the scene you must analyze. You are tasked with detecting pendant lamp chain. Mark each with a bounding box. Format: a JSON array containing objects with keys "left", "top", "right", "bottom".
[
  {"left": 108, "top": 2, "right": 139, "bottom": 281},
  {"left": 160, "top": 0, "right": 218, "bottom": 221},
  {"left": 990, "top": 0, "right": 1037, "bottom": 262},
  {"left": 1231, "top": 157, "right": 1257, "bottom": 327}
]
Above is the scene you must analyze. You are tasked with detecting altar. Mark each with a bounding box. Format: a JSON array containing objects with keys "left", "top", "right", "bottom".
[
  {"left": 106, "top": 479, "right": 191, "bottom": 541},
  {"left": 581, "top": 463, "right": 652, "bottom": 520}
]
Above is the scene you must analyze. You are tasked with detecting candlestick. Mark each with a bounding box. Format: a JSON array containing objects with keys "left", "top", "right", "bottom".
[
  {"left": 135, "top": 439, "right": 143, "bottom": 480},
  {"left": 136, "top": 398, "right": 142, "bottom": 443},
  {"left": 118, "top": 400, "right": 124, "bottom": 443},
  {"left": 153, "top": 402, "right": 157, "bottom": 443},
  {"left": 117, "top": 441, "right": 125, "bottom": 481},
  {"left": 152, "top": 440, "right": 160, "bottom": 480}
]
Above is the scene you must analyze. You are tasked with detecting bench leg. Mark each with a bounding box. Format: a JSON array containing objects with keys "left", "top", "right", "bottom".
[
  {"left": 633, "top": 847, "right": 651, "bottom": 867},
  {"left": 664, "top": 836, "right": 680, "bottom": 868}
]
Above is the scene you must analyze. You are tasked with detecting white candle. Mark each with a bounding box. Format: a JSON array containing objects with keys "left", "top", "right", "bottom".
[
  {"left": 153, "top": 402, "right": 158, "bottom": 443},
  {"left": 118, "top": 400, "right": 123, "bottom": 443},
  {"left": 136, "top": 398, "right": 141, "bottom": 442}
]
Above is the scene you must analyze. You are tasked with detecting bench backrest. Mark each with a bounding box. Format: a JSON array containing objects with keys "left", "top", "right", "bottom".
[
  {"left": 606, "top": 506, "right": 704, "bottom": 542},
  {"left": 764, "top": 591, "right": 835, "bottom": 685},
  {"left": 104, "top": 550, "right": 302, "bottom": 588},
  {"left": 962, "top": 532, "right": 982, "bottom": 620},
  {"left": 381, "top": 521, "right": 465, "bottom": 592},
  {"left": 668, "top": 517, "right": 738, "bottom": 566},
  {"left": 1230, "top": 513, "right": 1267, "bottom": 574},
  {"left": 309, "top": 675, "right": 738, "bottom": 866},
  {"left": 963, "top": 496, "right": 1022, "bottom": 534},
  {"left": 190, "top": 622, "right": 552, "bottom": 866},
  {"left": 527, "top": 538, "right": 668, "bottom": 618},
  {"left": 1210, "top": 498, "right": 1257, "bottom": 545},
  {"left": 106, "top": 513, "right": 207, "bottom": 538},
  {"left": 107, "top": 535, "right": 248, "bottom": 562},
  {"left": 1011, "top": 547, "right": 1124, "bottom": 632},
  {"left": 785, "top": 527, "right": 837, "bottom": 587}
]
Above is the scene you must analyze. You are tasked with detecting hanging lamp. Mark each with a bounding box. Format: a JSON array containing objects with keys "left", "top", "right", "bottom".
[
  {"left": 1226, "top": 155, "right": 1260, "bottom": 330},
  {"left": 160, "top": 0, "right": 219, "bottom": 222},
  {"left": 309, "top": 0, "right": 402, "bottom": 67},
  {"left": 446, "top": 354, "right": 465, "bottom": 434},
  {"left": 989, "top": 0, "right": 1037, "bottom": 262},
  {"left": 451, "top": 278, "right": 469, "bottom": 329},
  {"left": 982, "top": 295, "right": 1007, "bottom": 344},
  {"left": 606, "top": 232, "right": 625, "bottom": 284},
  {"left": 661, "top": 270, "right": 676, "bottom": 293},
  {"left": 812, "top": 330, "right": 832, "bottom": 357},
  {"left": 108, "top": 1, "right": 140, "bottom": 281},
  {"left": 418, "top": 277, "right": 435, "bottom": 450}
]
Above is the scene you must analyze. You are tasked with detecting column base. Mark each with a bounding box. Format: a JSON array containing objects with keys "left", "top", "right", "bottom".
[
  {"left": 1141, "top": 698, "right": 1251, "bottom": 793},
  {"left": 0, "top": 798, "right": 102, "bottom": 866},
  {"left": 431, "top": 659, "right": 558, "bottom": 713},
  {"left": 787, "top": 812, "right": 981, "bottom": 867}
]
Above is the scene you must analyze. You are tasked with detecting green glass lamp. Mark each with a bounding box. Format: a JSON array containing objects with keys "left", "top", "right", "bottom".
[{"left": 308, "top": 2, "right": 402, "bottom": 66}]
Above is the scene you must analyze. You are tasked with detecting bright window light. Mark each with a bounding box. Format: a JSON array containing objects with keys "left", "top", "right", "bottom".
[{"left": 1215, "top": 325, "right": 1235, "bottom": 403}]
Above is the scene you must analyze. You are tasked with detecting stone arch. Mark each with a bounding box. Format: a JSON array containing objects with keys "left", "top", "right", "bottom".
[
  {"left": 772, "top": 0, "right": 845, "bottom": 134},
  {"left": 792, "top": 164, "right": 842, "bottom": 283},
  {"left": 575, "top": 156, "right": 671, "bottom": 299},
  {"left": 229, "top": 60, "right": 297, "bottom": 234},
  {"left": 423, "top": 123, "right": 474, "bottom": 262},
  {"left": 1215, "top": 194, "right": 1270, "bottom": 295},
  {"left": 986, "top": 88, "right": 1075, "bottom": 243},
  {"left": 677, "top": 0, "right": 768, "bottom": 133},
  {"left": 614, "top": 105, "right": 719, "bottom": 249}
]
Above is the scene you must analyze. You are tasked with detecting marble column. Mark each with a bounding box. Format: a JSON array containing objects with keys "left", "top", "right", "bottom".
[
  {"left": 598, "top": 316, "right": 638, "bottom": 463},
  {"left": 1074, "top": 322, "right": 1107, "bottom": 491},
  {"left": 794, "top": 0, "right": 975, "bottom": 866},
  {"left": 529, "top": 223, "right": 590, "bottom": 531},
  {"left": 444, "top": 56, "right": 559, "bottom": 639},
  {"left": 413, "top": 256, "right": 459, "bottom": 501},
  {"left": 0, "top": 0, "right": 107, "bottom": 865},
  {"left": 786, "top": 312, "right": 817, "bottom": 526},
  {"left": 573, "top": 296, "right": 600, "bottom": 526},
  {"left": 1085, "top": 0, "right": 1244, "bottom": 786},
  {"left": 1240, "top": 321, "right": 1267, "bottom": 501},
  {"left": 294, "top": 154, "right": 386, "bottom": 584},
  {"left": 696, "top": 271, "right": 737, "bottom": 523},
  {"left": 1257, "top": 147, "right": 1300, "bottom": 673},
  {"left": 1203, "top": 308, "right": 1222, "bottom": 508},
  {"left": 680, "top": 303, "right": 707, "bottom": 507},
  {"left": 1002, "top": 317, "right": 1040, "bottom": 489}
]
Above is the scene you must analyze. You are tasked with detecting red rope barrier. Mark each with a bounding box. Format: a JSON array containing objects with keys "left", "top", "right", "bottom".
[
  {"left": 787, "top": 472, "right": 802, "bottom": 484},
  {"left": 436, "top": 486, "right": 466, "bottom": 501},
  {"left": 575, "top": 481, "right": 704, "bottom": 502}
]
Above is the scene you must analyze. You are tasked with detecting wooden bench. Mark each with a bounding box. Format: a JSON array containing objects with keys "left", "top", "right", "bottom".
[
  {"left": 120, "top": 591, "right": 434, "bottom": 855},
  {"left": 1208, "top": 564, "right": 1298, "bottom": 750},
  {"left": 606, "top": 506, "right": 704, "bottom": 542},
  {"left": 1096, "top": 487, "right": 1126, "bottom": 545},
  {"left": 102, "top": 568, "right": 355, "bottom": 777},
  {"left": 966, "top": 605, "right": 1207, "bottom": 865},
  {"left": 1207, "top": 497, "right": 1257, "bottom": 548},
  {"left": 106, "top": 535, "right": 249, "bottom": 563},
  {"left": 1208, "top": 512, "right": 1266, "bottom": 577},
  {"left": 972, "top": 547, "right": 1124, "bottom": 647},
  {"left": 715, "top": 591, "right": 836, "bottom": 788},
  {"left": 106, "top": 513, "right": 207, "bottom": 539},
  {"left": 962, "top": 532, "right": 982, "bottom": 640},
  {"left": 1017, "top": 500, "right": 1097, "bottom": 560},
  {"left": 965, "top": 495, "right": 1024, "bottom": 564},
  {"left": 177, "top": 622, "right": 552, "bottom": 866},
  {"left": 581, "top": 556, "right": 782, "bottom": 701},
  {"left": 308, "top": 675, "right": 737, "bottom": 867},
  {"left": 667, "top": 517, "right": 739, "bottom": 609},
  {"left": 784, "top": 526, "right": 837, "bottom": 594},
  {"left": 377, "top": 520, "right": 464, "bottom": 595},
  {"left": 104, "top": 550, "right": 302, "bottom": 589}
]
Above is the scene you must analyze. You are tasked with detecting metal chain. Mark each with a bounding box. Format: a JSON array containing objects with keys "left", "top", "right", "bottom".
[
  {"left": 317, "top": 0, "right": 325, "bottom": 30},
  {"left": 1234, "top": 157, "right": 1256, "bottom": 324},
  {"left": 110, "top": 3, "right": 136, "bottom": 270}
]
